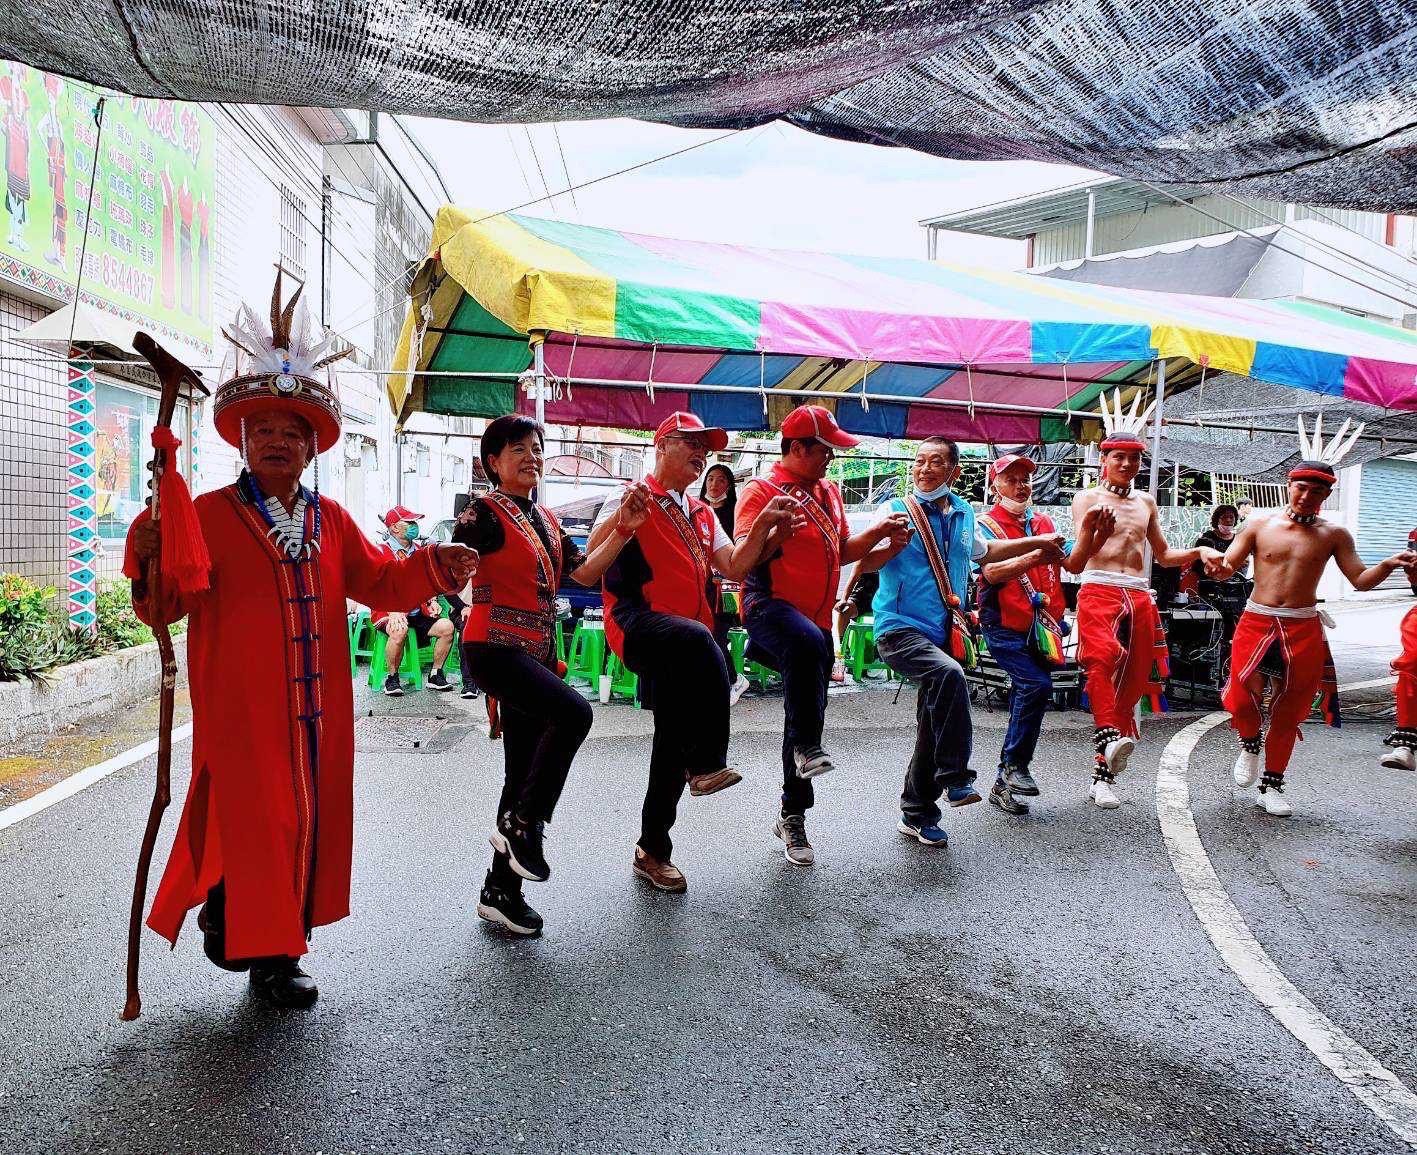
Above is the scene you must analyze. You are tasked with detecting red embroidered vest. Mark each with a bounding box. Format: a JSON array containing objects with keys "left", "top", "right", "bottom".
[
  {"left": 463, "top": 493, "right": 564, "bottom": 661},
  {"left": 603, "top": 477, "right": 719, "bottom": 658}
]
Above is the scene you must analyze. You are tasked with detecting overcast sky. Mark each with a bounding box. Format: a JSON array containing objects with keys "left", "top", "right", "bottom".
[{"left": 406, "top": 117, "right": 1099, "bottom": 271}]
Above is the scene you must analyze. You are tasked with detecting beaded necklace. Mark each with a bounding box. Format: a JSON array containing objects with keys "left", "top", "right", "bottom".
[{"left": 241, "top": 470, "right": 321, "bottom": 559}]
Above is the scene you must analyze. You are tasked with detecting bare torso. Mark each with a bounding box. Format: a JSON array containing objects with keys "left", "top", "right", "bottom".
[
  {"left": 1246, "top": 513, "right": 1343, "bottom": 608},
  {"left": 1074, "top": 488, "right": 1156, "bottom": 578}
]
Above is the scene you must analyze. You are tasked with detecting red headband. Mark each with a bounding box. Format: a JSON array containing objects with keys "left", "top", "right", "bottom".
[
  {"left": 1100, "top": 433, "right": 1146, "bottom": 451},
  {"left": 1288, "top": 464, "right": 1336, "bottom": 484}
]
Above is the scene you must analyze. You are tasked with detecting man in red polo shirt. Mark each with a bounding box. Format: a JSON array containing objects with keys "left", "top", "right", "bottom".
[
  {"left": 589, "top": 412, "right": 799, "bottom": 893},
  {"left": 735, "top": 405, "right": 911, "bottom": 866}
]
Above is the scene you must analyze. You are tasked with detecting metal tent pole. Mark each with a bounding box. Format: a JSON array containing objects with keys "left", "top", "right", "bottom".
[
  {"left": 1148, "top": 359, "right": 1167, "bottom": 498},
  {"left": 532, "top": 336, "right": 547, "bottom": 427}
]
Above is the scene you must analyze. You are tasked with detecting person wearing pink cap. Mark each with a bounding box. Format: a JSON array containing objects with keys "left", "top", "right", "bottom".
[
  {"left": 977, "top": 453, "right": 1113, "bottom": 814},
  {"left": 734, "top": 404, "right": 912, "bottom": 865},
  {"left": 589, "top": 411, "right": 800, "bottom": 893},
  {"left": 371, "top": 505, "right": 458, "bottom": 696}
]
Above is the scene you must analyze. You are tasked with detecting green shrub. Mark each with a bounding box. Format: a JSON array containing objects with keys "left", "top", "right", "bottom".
[
  {"left": 0, "top": 574, "right": 104, "bottom": 682},
  {"left": 96, "top": 578, "right": 154, "bottom": 649}
]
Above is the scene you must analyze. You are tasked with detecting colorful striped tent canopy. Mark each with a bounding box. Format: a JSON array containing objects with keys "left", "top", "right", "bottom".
[{"left": 391, "top": 207, "right": 1417, "bottom": 444}]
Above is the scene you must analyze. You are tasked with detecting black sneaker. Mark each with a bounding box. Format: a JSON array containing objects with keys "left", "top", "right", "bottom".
[
  {"left": 248, "top": 958, "right": 318, "bottom": 1008},
  {"left": 382, "top": 673, "right": 404, "bottom": 697},
  {"left": 1004, "top": 764, "right": 1040, "bottom": 797},
  {"left": 426, "top": 668, "right": 454, "bottom": 692},
  {"left": 989, "top": 778, "right": 1030, "bottom": 815},
  {"left": 460, "top": 683, "right": 481, "bottom": 700},
  {"left": 792, "top": 745, "right": 834, "bottom": 780},
  {"left": 476, "top": 884, "right": 544, "bottom": 936},
  {"left": 490, "top": 812, "right": 551, "bottom": 882}
]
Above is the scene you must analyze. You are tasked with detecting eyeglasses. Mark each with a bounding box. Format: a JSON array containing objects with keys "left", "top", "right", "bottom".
[{"left": 665, "top": 434, "right": 711, "bottom": 452}]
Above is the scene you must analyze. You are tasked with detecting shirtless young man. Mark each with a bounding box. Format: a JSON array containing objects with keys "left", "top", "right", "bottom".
[
  {"left": 1071, "top": 392, "right": 1223, "bottom": 809},
  {"left": 1206, "top": 418, "right": 1415, "bottom": 816}
]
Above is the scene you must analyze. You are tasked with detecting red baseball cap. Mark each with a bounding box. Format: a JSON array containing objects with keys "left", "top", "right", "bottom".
[
  {"left": 382, "top": 505, "right": 423, "bottom": 528},
  {"left": 987, "top": 454, "right": 1037, "bottom": 485},
  {"left": 654, "top": 411, "right": 729, "bottom": 452},
  {"left": 780, "top": 404, "right": 859, "bottom": 449}
]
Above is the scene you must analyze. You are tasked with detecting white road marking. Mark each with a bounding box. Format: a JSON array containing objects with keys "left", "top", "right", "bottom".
[
  {"left": 0, "top": 723, "right": 193, "bottom": 834},
  {"left": 1156, "top": 685, "right": 1417, "bottom": 1149}
]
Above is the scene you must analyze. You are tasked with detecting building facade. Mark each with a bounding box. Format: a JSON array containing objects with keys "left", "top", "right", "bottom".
[{"left": 0, "top": 70, "right": 471, "bottom": 620}]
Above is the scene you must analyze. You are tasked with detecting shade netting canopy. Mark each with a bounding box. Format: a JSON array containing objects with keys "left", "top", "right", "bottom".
[
  {"left": 391, "top": 207, "right": 1417, "bottom": 444},
  {"left": 5, "top": 0, "right": 1412, "bottom": 209}
]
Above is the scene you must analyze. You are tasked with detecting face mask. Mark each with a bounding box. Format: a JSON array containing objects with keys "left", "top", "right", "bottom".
[
  {"left": 403, "top": 523, "right": 420, "bottom": 543},
  {"left": 997, "top": 495, "right": 1030, "bottom": 516},
  {"left": 913, "top": 482, "right": 953, "bottom": 502},
  {"left": 1216, "top": 524, "right": 1235, "bottom": 539}
]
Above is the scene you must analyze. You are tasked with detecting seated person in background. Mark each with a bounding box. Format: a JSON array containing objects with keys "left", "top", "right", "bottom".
[
  {"left": 831, "top": 563, "right": 879, "bottom": 682},
  {"left": 374, "top": 505, "right": 456, "bottom": 695}
]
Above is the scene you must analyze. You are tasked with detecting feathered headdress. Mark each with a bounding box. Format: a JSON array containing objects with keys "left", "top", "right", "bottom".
[
  {"left": 1290, "top": 414, "right": 1363, "bottom": 485},
  {"left": 212, "top": 268, "right": 352, "bottom": 453},
  {"left": 1097, "top": 388, "right": 1157, "bottom": 452}
]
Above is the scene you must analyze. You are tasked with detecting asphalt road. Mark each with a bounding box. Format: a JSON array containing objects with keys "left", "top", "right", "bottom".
[{"left": 1, "top": 605, "right": 1413, "bottom": 1154}]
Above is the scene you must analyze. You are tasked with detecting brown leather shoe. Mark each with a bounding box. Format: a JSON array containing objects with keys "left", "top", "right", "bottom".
[
  {"left": 633, "top": 847, "right": 687, "bottom": 893},
  {"left": 687, "top": 767, "right": 742, "bottom": 797}
]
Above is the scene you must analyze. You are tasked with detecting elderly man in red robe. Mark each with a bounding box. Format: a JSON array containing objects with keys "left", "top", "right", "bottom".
[{"left": 126, "top": 275, "right": 477, "bottom": 1008}]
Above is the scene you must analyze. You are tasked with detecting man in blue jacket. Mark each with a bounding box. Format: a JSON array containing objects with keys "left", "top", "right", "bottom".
[{"left": 861, "top": 437, "right": 1063, "bottom": 847}]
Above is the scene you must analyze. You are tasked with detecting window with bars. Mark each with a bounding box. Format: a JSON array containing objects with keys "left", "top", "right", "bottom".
[{"left": 278, "top": 185, "right": 308, "bottom": 281}]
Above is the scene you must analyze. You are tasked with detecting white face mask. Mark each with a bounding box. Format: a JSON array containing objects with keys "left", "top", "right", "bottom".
[
  {"left": 997, "top": 494, "right": 1030, "bottom": 516},
  {"left": 913, "top": 482, "right": 952, "bottom": 502}
]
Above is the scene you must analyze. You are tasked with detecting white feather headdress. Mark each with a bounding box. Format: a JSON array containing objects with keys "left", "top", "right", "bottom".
[
  {"left": 1097, "top": 388, "right": 1157, "bottom": 447},
  {"left": 1294, "top": 413, "right": 1364, "bottom": 469}
]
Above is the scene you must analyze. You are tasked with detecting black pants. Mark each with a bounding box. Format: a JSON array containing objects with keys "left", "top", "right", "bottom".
[
  {"left": 744, "top": 598, "right": 833, "bottom": 816},
  {"left": 620, "top": 608, "right": 730, "bottom": 860},
  {"left": 462, "top": 642, "right": 593, "bottom": 892},
  {"left": 875, "top": 627, "right": 974, "bottom": 826}
]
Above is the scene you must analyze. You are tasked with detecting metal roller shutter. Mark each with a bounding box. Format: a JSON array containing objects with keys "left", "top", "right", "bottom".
[{"left": 1355, "top": 458, "right": 1417, "bottom": 565}]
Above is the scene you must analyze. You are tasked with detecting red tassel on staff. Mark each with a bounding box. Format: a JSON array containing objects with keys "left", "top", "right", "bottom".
[{"left": 150, "top": 427, "right": 211, "bottom": 595}]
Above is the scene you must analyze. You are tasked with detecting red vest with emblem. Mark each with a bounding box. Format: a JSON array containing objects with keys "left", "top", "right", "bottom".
[
  {"left": 603, "top": 477, "right": 718, "bottom": 658},
  {"left": 977, "top": 504, "right": 1062, "bottom": 634},
  {"left": 462, "top": 492, "right": 564, "bottom": 663},
  {"left": 739, "top": 464, "right": 846, "bottom": 629}
]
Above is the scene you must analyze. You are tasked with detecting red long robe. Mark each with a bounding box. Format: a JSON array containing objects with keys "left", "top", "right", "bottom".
[{"left": 129, "top": 482, "right": 451, "bottom": 960}]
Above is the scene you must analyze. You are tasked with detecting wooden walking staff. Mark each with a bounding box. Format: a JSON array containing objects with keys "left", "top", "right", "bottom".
[{"left": 120, "top": 333, "right": 210, "bottom": 1021}]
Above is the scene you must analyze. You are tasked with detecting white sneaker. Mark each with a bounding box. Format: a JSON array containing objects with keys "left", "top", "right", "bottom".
[
  {"left": 1103, "top": 736, "right": 1135, "bottom": 777},
  {"left": 1380, "top": 746, "right": 1416, "bottom": 772},
  {"left": 729, "top": 673, "right": 751, "bottom": 707},
  {"left": 1089, "top": 780, "right": 1121, "bottom": 809},
  {"left": 1257, "top": 789, "right": 1293, "bottom": 817},
  {"left": 1232, "top": 749, "right": 1261, "bottom": 788}
]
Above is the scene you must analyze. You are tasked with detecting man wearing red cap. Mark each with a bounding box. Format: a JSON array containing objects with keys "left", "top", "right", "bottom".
[
  {"left": 1207, "top": 418, "right": 1414, "bottom": 815},
  {"left": 125, "top": 274, "right": 478, "bottom": 1007},
  {"left": 977, "top": 453, "right": 1114, "bottom": 814},
  {"left": 1072, "top": 390, "right": 1222, "bottom": 809},
  {"left": 735, "top": 404, "right": 912, "bottom": 865},
  {"left": 589, "top": 412, "right": 799, "bottom": 892},
  {"left": 370, "top": 505, "right": 458, "bottom": 696},
  {"left": 1382, "top": 527, "right": 1417, "bottom": 774}
]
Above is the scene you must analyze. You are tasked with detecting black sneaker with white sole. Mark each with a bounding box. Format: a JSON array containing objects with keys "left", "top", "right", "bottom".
[
  {"left": 490, "top": 812, "right": 551, "bottom": 882},
  {"left": 792, "top": 745, "right": 834, "bottom": 780},
  {"left": 426, "top": 668, "right": 454, "bottom": 692},
  {"left": 382, "top": 673, "right": 404, "bottom": 697},
  {"left": 460, "top": 684, "right": 481, "bottom": 700},
  {"left": 476, "top": 883, "right": 543, "bottom": 936}
]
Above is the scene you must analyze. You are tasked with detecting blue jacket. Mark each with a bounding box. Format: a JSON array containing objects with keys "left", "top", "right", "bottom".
[{"left": 872, "top": 492, "right": 979, "bottom": 648}]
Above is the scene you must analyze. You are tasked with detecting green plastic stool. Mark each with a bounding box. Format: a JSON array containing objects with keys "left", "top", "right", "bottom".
[
  {"left": 564, "top": 620, "right": 607, "bottom": 688},
  {"left": 369, "top": 623, "right": 432, "bottom": 691},
  {"left": 727, "top": 626, "right": 749, "bottom": 679},
  {"left": 349, "top": 609, "right": 376, "bottom": 674},
  {"left": 602, "top": 651, "right": 641, "bottom": 706},
  {"left": 843, "top": 616, "right": 890, "bottom": 682}
]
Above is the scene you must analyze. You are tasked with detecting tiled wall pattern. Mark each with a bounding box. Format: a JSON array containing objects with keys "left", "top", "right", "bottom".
[{"left": 0, "top": 293, "right": 67, "bottom": 582}]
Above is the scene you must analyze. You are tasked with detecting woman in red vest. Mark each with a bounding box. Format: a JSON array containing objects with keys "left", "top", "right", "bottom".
[{"left": 453, "top": 414, "right": 652, "bottom": 936}]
